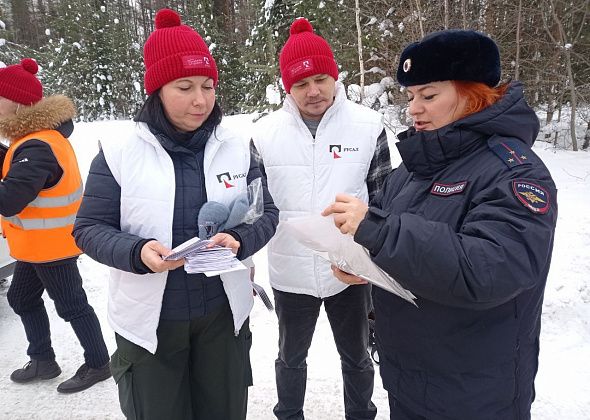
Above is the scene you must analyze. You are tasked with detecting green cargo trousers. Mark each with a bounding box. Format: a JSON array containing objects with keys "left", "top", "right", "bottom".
[{"left": 110, "top": 303, "right": 252, "bottom": 420}]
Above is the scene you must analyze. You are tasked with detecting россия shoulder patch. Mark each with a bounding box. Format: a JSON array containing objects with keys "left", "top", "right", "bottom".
[{"left": 512, "top": 180, "right": 550, "bottom": 214}]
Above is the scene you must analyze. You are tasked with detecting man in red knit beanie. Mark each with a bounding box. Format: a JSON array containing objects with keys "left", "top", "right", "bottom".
[{"left": 252, "top": 17, "right": 391, "bottom": 420}]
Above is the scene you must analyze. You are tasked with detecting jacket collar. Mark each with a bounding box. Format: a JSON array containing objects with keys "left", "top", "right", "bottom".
[
  {"left": 135, "top": 94, "right": 220, "bottom": 155},
  {"left": 0, "top": 95, "right": 76, "bottom": 141},
  {"left": 396, "top": 125, "right": 485, "bottom": 177},
  {"left": 396, "top": 82, "right": 538, "bottom": 177}
]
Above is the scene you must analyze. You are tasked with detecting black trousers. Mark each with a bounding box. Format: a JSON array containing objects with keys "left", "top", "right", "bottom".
[
  {"left": 110, "top": 302, "right": 252, "bottom": 420},
  {"left": 7, "top": 259, "right": 109, "bottom": 368},
  {"left": 273, "top": 285, "right": 377, "bottom": 420}
]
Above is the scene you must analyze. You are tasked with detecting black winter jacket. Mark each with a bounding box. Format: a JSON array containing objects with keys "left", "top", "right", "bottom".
[
  {"left": 73, "top": 105, "right": 278, "bottom": 321},
  {"left": 355, "top": 83, "right": 557, "bottom": 420}
]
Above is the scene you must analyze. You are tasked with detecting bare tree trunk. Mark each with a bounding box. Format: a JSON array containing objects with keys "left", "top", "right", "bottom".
[
  {"left": 553, "top": 103, "right": 562, "bottom": 147},
  {"left": 214, "top": 0, "right": 233, "bottom": 33},
  {"left": 234, "top": 0, "right": 251, "bottom": 35},
  {"left": 461, "top": 0, "right": 467, "bottom": 28},
  {"left": 564, "top": 47, "right": 578, "bottom": 151},
  {"left": 355, "top": 0, "right": 365, "bottom": 102},
  {"left": 444, "top": 0, "right": 449, "bottom": 29},
  {"left": 545, "top": 99, "right": 555, "bottom": 142},
  {"left": 546, "top": 102, "right": 554, "bottom": 126},
  {"left": 514, "top": 0, "right": 522, "bottom": 80},
  {"left": 415, "top": 0, "right": 424, "bottom": 38},
  {"left": 138, "top": 0, "right": 150, "bottom": 37},
  {"left": 582, "top": 121, "right": 590, "bottom": 150},
  {"left": 128, "top": 0, "right": 140, "bottom": 41},
  {"left": 34, "top": 1, "right": 46, "bottom": 27},
  {"left": 10, "top": 0, "right": 39, "bottom": 48}
]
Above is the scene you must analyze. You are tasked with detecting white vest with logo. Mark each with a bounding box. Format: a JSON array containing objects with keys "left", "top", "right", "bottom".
[
  {"left": 101, "top": 122, "right": 252, "bottom": 353},
  {"left": 253, "top": 82, "right": 383, "bottom": 297}
]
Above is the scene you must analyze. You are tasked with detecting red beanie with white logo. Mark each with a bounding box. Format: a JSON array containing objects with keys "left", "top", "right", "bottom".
[
  {"left": 0, "top": 58, "right": 43, "bottom": 105},
  {"left": 143, "top": 9, "right": 218, "bottom": 95},
  {"left": 279, "top": 18, "right": 338, "bottom": 93}
]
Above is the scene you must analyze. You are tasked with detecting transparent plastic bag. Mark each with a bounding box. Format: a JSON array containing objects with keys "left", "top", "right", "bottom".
[
  {"left": 198, "top": 177, "right": 264, "bottom": 239},
  {"left": 243, "top": 177, "right": 264, "bottom": 224},
  {"left": 283, "top": 215, "right": 417, "bottom": 305}
]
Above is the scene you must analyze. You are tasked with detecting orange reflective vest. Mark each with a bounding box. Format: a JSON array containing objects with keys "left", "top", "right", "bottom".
[{"left": 1, "top": 130, "right": 82, "bottom": 262}]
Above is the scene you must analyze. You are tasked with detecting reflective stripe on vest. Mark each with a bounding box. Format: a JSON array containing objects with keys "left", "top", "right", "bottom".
[
  {"left": 27, "top": 184, "right": 83, "bottom": 208},
  {"left": 3, "top": 214, "right": 77, "bottom": 230},
  {"left": 1, "top": 129, "right": 82, "bottom": 262}
]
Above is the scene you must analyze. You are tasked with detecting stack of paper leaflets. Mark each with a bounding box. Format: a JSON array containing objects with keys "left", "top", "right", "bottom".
[
  {"left": 163, "top": 237, "right": 246, "bottom": 276},
  {"left": 283, "top": 215, "right": 417, "bottom": 305}
]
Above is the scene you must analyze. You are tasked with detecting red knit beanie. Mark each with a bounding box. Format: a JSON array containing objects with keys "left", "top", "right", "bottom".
[
  {"left": 279, "top": 18, "right": 338, "bottom": 93},
  {"left": 0, "top": 58, "right": 43, "bottom": 105},
  {"left": 143, "top": 9, "right": 218, "bottom": 95}
]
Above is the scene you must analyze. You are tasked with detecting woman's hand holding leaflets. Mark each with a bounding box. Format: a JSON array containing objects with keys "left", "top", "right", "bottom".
[
  {"left": 322, "top": 193, "right": 369, "bottom": 235},
  {"left": 141, "top": 240, "right": 185, "bottom": 272},
  {"left": 208, "top": 233, "right": 241, "bottom": 255}
]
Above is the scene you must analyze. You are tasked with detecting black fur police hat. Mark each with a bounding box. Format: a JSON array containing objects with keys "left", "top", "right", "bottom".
[{"left": 396, "top": 29, "right": 501, "bottom": 87}]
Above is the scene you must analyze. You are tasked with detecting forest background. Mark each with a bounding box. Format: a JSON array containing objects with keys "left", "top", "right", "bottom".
[{"left": 0, "top": 0, "right": 588, "bottom": 150}]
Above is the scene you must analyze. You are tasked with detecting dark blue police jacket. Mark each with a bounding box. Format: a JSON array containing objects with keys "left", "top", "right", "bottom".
[{"left": 355, "top": 83, "right": 557, "bottom": 420}]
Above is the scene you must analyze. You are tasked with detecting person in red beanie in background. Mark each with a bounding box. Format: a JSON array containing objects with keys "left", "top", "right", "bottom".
[
  {"left": 72, "top": 8, "right": 278, "bottom": 420},
  {"left": 0, "top": 58, "right": 111, "bottom": 393},
  {"left": 251, "top": 17, "right": 390, "bottom": 420}
]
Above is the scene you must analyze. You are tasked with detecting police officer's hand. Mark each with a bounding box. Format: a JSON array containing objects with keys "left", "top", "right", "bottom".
[
  {"left": 141, "top": 240, "right": 185, "bottom": 273},
  {"left": 331, "top": 265, "right": 368, "bottom": 285},
  {"left": 322, "top": 194, "right": 368, "bottom": 235},
  {"left": 208, "top": 233, "right": 241, "bottom": 255}
]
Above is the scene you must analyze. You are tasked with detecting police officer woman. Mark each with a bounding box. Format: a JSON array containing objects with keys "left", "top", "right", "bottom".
[{"left": 323, "top": 30, "right": 557, "bottom": 420}]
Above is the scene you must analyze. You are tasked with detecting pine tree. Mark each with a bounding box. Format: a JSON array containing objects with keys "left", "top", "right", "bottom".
[{"left": 40, "top": 0, "right": 143, "bottom": 121}]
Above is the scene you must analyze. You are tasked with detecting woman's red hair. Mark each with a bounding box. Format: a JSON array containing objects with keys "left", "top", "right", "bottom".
[{"left": 453, "top": 81, "right": 509, "bottom": 119}]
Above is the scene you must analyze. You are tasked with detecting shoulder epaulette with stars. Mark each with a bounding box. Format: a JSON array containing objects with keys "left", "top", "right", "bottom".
[{"left": 489, "top": 138, "right": 532, "bottom": 169}]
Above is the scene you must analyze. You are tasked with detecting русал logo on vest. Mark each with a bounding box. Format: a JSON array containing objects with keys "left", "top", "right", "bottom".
[{"left": 329, "top": 144, "right": 359, "bottom": 159}]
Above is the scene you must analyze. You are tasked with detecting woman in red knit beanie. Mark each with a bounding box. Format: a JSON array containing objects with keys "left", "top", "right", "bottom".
[{"left": 72, "top": 9, "right": 278, "bottom": 420}]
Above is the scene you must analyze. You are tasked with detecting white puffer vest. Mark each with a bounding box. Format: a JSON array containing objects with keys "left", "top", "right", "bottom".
[
  {"left": 101, "top": 122, "right": 252, "bottom": 353},
  {"left": 253, "top": 82, "right": 383, "bottom": 298}
]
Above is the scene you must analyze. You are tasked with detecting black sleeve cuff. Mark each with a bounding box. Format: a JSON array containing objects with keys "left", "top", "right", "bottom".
[
  {"left": 130, "top": 238, "right": 155, "bottom": 274},
  {"left": 354, "top": 206, "right": 390, "bottom": 253},
  {"left": 225, "top": 229, "right": 245, "bottom": 260}
]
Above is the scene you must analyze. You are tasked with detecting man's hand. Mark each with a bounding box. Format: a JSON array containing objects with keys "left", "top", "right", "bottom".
[
  {"left": 140, "top": 240, "right": 185, "bottom": 273},
  {"left": 331, "top": 265, "right": 368, "bottom": 285},
  {"left": 209, "top": 233, "right": 241, "bottom": 255},
  {"left": 322, "top": 194, "right": 369, "bottom": 235}
]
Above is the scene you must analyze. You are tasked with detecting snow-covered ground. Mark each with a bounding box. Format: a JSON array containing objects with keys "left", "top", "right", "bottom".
[{"left": 0, "top": 116, "right": 588, "bottom": 419}]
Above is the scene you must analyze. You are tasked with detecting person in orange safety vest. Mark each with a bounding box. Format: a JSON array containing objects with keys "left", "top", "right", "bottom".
[{"left": 0, "top": 58, "right": 110, "bottom": 393}]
